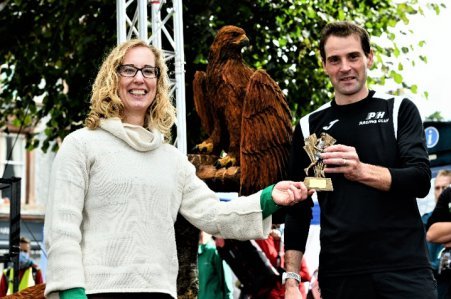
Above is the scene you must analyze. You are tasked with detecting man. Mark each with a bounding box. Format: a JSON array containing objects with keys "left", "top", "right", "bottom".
[
  {"left": 283, "top": 21, "right": 435, "bottom": 299},
  {"left": 423, "top": 170, "right": 451, "bottom": 298},
  {"left": 433, "top": 170, "right": 451, "bottom": 202},
  {"left": 0, "top": 236, "right": 44, "bottom": 296},
  {"left": 426, "top": 175, "right": 451, "bottom": 298}
]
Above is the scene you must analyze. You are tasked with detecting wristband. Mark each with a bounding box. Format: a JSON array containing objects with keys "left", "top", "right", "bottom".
[{"left": 282, "top": 271, "right": 301, "bottom": 284}]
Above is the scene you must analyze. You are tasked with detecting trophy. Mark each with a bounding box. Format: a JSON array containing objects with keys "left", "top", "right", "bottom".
[{"left": 303, "top": 133, "right": 336, "bottom": 191}]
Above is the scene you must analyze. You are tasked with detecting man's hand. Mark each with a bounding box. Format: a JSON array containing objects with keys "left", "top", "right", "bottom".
[
  {"left": 285, "top": 279, "right": 303, "bottom": 299},
  {"left": 321, "top": 144, "right": 391, "bottom": 191},
  {"left": 320, "top": 144, "right": 362, "bottom": 180},
  {"left": 271, "top": 181, "right": 314, "bottom": 206}
]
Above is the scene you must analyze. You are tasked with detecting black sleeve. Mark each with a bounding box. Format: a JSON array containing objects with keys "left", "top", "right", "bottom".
[
  {"left": 284, "top": 123, "right": 313, "bottom": 252},
  {"left": 427, "top": 187, "right": 451, "bottom": 229},
  {"left": 288, "top": 123, "right": 308, "bottom": 181},
  {"left": 388, "top": 98, "right": 431, "bottom": 198}
]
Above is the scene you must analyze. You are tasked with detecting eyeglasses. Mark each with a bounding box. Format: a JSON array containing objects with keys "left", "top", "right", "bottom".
[{"left": 117, "top": 64, "right": 160, "bottom": 79}]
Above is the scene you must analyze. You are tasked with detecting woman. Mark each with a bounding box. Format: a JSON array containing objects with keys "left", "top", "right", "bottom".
[{"left": 44, "top": 39, "right": 312, "bottom": 299}]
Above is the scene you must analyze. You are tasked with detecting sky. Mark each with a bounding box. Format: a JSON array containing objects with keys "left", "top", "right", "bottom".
[{"left": 375, "top": 1, "right": 451, "bottom": 121}]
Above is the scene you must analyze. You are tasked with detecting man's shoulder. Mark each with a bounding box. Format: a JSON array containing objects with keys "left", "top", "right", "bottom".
[
  {"left": 371, "top": 90, "right": 417, "bottom": 108},
  {"left": 301, "top": 101, "right": 333, "bottom": 120},
  {"left": 372, "top": 91, "right": 397, "bottom": 101}
]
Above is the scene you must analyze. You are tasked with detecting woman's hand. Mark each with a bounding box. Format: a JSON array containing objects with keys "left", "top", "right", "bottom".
[{"left": 271, "top": 181, "right": 314, "bottom": 206}]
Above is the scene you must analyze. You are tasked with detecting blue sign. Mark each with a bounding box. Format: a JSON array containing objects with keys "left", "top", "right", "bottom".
[{"left": 425, "top": 126, "right": 439, "bottom": 148}]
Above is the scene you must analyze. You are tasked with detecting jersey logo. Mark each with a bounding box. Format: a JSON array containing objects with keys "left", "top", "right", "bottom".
[
  {"left": 359, "top": 111, "right": 389, "bottom": 125},
  {"left": 366, "top": 111, "right": 385, "bottom": 120},
  {"left": 322, "top": 119, "right": 339, "bottom": 131}
]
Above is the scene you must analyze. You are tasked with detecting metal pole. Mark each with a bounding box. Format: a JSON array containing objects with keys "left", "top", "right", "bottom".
[
  {"left": 116, "top": 0, "right": 127, "bottom": 44},
  {"left": 10, "top": 178, "right": 21, "bottom": 293},
  {"left": 138, "top": 0, "right": 148, "bottom": 41},
  {"left": 150, "top": 1, "right": 162, "bottom": 48},
  {"left": 173, "top": 0, "right": 187, "bottom": 154}
]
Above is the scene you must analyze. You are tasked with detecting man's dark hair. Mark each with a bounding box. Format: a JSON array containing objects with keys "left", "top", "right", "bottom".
[{"left": 319, "top": 21, "right": 371, "bottom": 62}]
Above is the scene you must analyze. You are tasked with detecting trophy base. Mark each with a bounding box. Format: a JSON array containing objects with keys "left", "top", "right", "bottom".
[{"left": 304, "top": 177, "right": 333, "bottom": 191}]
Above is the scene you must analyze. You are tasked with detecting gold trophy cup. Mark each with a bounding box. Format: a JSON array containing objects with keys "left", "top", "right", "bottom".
[{"left": 303, "top": 133, "right": 336, "bottom": 191}]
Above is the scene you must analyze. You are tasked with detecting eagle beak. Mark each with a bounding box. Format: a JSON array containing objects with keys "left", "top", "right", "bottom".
[{"left": 239, "top": 36, "right": 249, "bottom": 47}]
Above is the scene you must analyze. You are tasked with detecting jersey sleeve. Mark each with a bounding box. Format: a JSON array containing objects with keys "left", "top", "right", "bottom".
[
  {"left": 284, "top": 123, "right": 313, "bottom": 252},
  {"left": 388, "top": 98, "right": 431, "bottom": 198}
]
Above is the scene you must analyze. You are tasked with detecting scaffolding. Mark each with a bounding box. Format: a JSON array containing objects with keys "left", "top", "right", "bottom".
[{"left": 116, "top": 0, "right": 187, "bottom": 154}]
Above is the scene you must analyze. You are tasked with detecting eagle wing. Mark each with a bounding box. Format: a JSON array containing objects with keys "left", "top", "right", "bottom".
[
  {"left": 240, "top": 69, "right": 292, "bottom": 195},
  {"left": 193, "top": 70, "right": 214, "bottom": 135}
]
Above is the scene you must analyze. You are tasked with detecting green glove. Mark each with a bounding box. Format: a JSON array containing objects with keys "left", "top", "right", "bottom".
[{"left": 60, "top": 288, "right": 87, "bottom": 299}]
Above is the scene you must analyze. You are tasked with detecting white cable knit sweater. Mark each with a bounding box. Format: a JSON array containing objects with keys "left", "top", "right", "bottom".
[{"left": 44, "top": 118, "right": 272, "bottom": 299}]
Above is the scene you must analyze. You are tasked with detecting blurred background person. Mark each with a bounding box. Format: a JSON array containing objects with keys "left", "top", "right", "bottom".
[
  {"left": 0, "top": 236, "right": 44, "bottom": 296},
  {"left": 427, "top": 180, "right": 451, "bottom": 299},
  {"left": 198, "top": 232, "right": 234, "bottom": 299},
  {"left": 422, "top": 170, "right": 451, "bottom": 298}
]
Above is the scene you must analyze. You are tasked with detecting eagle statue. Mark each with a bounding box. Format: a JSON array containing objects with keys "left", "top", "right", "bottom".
[
  {"left": 192, "top": 25, "right": 293, "bottom": 195},
  {"left": 178, "top": 25, "right": 293, "bottom": 299}
]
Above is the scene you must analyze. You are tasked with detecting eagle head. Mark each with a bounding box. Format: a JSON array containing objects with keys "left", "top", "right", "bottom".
[{"left": 210, "top": 25, "right": 249, "bottom": 60}]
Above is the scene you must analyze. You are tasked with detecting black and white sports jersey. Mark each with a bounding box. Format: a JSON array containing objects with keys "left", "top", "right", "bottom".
[{"left": 285, "top": 90, "right": 431, "bottom": 277}]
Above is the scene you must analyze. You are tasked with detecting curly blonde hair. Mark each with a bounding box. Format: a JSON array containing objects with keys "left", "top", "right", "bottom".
[{"left": 85, "top": 39, "right": 176, "bottom": 141}]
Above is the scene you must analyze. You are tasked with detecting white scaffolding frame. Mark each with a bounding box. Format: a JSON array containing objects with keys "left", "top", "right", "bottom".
[{"left": 116, "top": 0, "right": 187, "bottom": 154}]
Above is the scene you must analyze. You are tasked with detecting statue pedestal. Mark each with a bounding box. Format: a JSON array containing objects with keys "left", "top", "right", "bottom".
[{"left": 188, "top": 154, "right": 240, "bottom": 192}]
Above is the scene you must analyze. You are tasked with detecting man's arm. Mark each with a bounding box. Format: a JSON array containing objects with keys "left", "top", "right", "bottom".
[
  {"left": 427, "top": 222, "right": 451, "bottom": 244},
  {"left": 34, "top": 268, "right": 44, "bottom": 284},
  {"left": 284, "top": 124, "right": 313, "bottom": 298},
  {"left": 387, "top": 98, "right": 431, "bottom": 197},
  {"left": 427, "top": 188, "right": 451, "bottom": 244},
  {"left": 284, "top": 249, "right": 304, "bottom": 297},
  {"left": 0, "top": 274, "right": 8, "bottom": 297}
]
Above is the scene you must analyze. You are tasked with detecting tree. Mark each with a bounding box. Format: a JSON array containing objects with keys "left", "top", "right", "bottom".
[
  {"left": 0, "top": 0, "right": 446, "bottom": 152},
  {"left": 0, "top": 0, "right": 117, "bottom": 151}
]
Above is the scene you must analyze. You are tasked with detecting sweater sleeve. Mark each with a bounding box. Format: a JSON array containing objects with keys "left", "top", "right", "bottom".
[
  {"left": 284, "top": 124, "right": 313, "bottom": 252},
  {"left": 44, "top": 133, "right": 89, "bottom": 297},
  {"left": 388, "top": 98, "right": 431, "bottom": 198},
  {"left": 178, "top": 158, "right": 272, "bottom": 240}
]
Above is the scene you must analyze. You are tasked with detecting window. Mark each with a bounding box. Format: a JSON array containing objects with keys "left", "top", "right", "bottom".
[{"left": 0, "top": 132, "right": 27, "bottom": 204}]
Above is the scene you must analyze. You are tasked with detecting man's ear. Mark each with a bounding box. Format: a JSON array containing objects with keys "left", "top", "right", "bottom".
[{"left": 367, "top": 49, "right": 374, "bottom": 68}]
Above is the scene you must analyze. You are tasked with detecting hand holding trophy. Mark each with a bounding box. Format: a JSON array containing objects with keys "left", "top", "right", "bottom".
[{"left": 303, "top": 133, "right": 336, "bottom": 191}]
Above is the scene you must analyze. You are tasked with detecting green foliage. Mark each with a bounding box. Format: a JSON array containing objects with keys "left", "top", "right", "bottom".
[
  {"left": 0, "top": 0, "right": 117, "bottom": 151},
  {"left": 425, "top": 111, "right": 444, "bottom": 121},
  {"left": 0, "top": 0, "right": 446, "bottom": 151}
]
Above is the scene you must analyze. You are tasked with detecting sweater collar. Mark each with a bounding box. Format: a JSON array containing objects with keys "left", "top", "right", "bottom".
[{"left": 100, "top": 117, "right": 162, "bottom": 152}]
